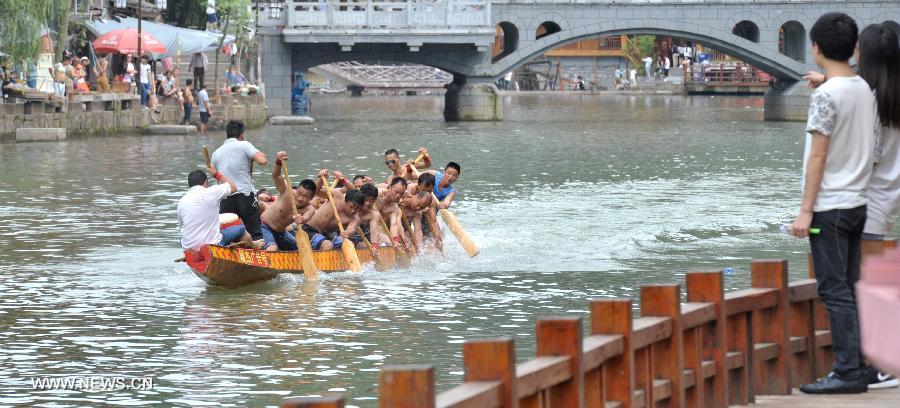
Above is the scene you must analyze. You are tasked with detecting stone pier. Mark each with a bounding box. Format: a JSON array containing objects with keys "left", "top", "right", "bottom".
[
  {"left": 764, "top": 81, "right": 811, "bottom": 122},
  {"left": 443, "top": 77, "right": 502, "bottom": 122}
]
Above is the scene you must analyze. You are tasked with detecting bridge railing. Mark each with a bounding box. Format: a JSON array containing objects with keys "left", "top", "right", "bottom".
[
  {"left": 684, "top": 63, "right": 771, "bottom": 87},
  {"left": 284, "top": 243, "right": 900, "bottom": 407},
  {"left": 284, "top": 0, "right": 491, "bottom": 29}
]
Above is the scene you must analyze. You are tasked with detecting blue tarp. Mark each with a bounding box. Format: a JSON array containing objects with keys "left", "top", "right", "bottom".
[{"left": 85, "top": 17, "right": 234, "bottom": 56}]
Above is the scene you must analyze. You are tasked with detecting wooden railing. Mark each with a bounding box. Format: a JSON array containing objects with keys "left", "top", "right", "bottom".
[
  {"left": 281, "top": 258, "right": 842, "bottom": 408},
  {"left": 684, "top": 63, "right": 771, "bottom": 87}
]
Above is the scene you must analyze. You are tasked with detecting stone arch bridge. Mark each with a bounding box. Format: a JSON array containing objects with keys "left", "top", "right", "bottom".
[{"left": 257, "top": 0, "right": 900, "bottom": 121}]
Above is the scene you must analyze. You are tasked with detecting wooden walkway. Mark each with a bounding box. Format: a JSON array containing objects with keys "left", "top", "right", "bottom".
[{"left": 735, "top": 387, "right": 900, "bottom": 407}]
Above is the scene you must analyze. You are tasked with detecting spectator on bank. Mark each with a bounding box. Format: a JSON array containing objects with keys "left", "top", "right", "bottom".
[
  {"left": 123, "top": 54, "right": 137, "bottom": 93},
  {"left": 81, "top": 57, "right": 94, "bottom": 90},
  {"left": 574, "top": 75, "right": 586, "bottom": 91},
  {"left": 614, "top": 66, "right": 624, "bottom": 90},
  {"left": 189, "top": 52, "right": 208, "bottom": 92},
  {"left": 206, "top": 0, "right": 218, "bottom": 32},
  {"left": 182, "top": 79, "right": 194, "bottom": 125},
  {"left": 139, "top": 55, "right": 152, "bottom": 106},
  {"left": 225, "top": 67, "right": 246, "bottom": 88},
  {"left": 72, "top": 59, "right": 89, "bottom": 93},
  {"left": 160, "top": 71, "right": 177, "bottom": 98},
  {"left": 788, "top": 12, "right": 875, "bottom": 394},
  {"left": 664, "top": 56, "right": 671, "bottom": 77},
  {"left": 629, "top": 68, "right": 638, "bottom": 87},
  {"left": 197, "top": 83, "right": 211, "bottom": 135},
  {"left": 51, "top": 60, "right": 68, "bottom": 98},
  {"left": 642, "top": 56, "right": 653, "bottom": 80},
  {"left": 97, "top": 55, "right": 110, "bottom": 92},
  {"left": 24, "top": 62, "right": 36, "bottom": 89}
]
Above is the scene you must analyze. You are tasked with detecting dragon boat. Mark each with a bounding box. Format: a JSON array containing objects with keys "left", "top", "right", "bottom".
[{"left": 184, "top": 244, "right": 400, "bottom": 288}]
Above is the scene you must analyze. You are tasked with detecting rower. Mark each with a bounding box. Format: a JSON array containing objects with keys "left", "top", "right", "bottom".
[
  {"left": 301, "top": 169, "right": 365, "bottom": 251},
  {"left": 210, "top": 120, "right": 268, "bottom": 242},
  {"left": 355, "top": 183, "right": 389, "bottom": 247},
  {"left": 402, "top": 172, "right": 442, "bottom": 248},
  {"left": 177, "top": 164, "right": 252, "bottom": 250},
  {"left": 352, "top": 175, "right": 373, "bottom": 189},
  {"left": 384, "top": 147, "right": 431, "bottom": 184},
  {"left": 376, "top": 177, "right": 409, "bottom": 244},
  {"left": 259, "top": 151, "right": 318, "bottom": 251}
]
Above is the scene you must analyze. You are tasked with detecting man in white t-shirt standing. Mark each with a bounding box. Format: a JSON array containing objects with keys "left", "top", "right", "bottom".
[
  {"left": 211, "top": 120, "right": 269, "bottom": 243},
  {"left": 139, "top": 55, "right": 152, "bottom": 107},
  {"left": 789, "top": 13, "right": 875, "bottom": 394},
  {"left": 178, "top": 163, "right": 250, "bottom": 251},
  {"left": 642, "top": 56, "right": 653, "bottom": 80},
  {"left": 206, "top": 0, "right": 218, "bottom": 31},
  {"left": 197, "top": 84, "right": 211, "bottom": 135}
]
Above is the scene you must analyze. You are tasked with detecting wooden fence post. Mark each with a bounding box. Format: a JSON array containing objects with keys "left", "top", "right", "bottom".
[
  {"left": 590, "top": 299, "right": 634, "bottom": 408},
  {"left": 789, "top": 280, "right": 818, "bottom": 388},
  {"left": 281, "top": 395, "right": 345, "bottom": 408},
  {"left": 536, "top": 316, "right": 584, "bottom": 407},
  {"left": 686, "top": 271, "right": 728, "bottom": 408},
  {"left": 462, "top": 338, "right": 517, "bottom": 408},
  {"left": 641, "top": 284, "right": 684, "bottom": 408},
  {"left": 379, "top": 365, "right": 436, "bottom": 408},
  {"left": 751, "top": 260, "right": 792, "bottom": 395}
]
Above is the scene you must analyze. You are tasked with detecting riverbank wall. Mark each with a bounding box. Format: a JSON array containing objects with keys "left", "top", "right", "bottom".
[{"left": 0, "top": 93, "right": 267, "bottom": 142}]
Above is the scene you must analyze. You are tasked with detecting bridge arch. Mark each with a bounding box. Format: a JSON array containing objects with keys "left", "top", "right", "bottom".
[
  {"left": 485, "top": 20, "right": 807, "bottom": 81},
  {"left": 536, "top": 21, "right": 562, "bottom": 40},
  {"left": 494, "top": 22, "right": 520, "bottom": 61},
  {"left": 732, "top": 21, "right": 761, "bottom": 43},
  {"left": 779, "top": 21, "right": 807, "bottom": 62}
]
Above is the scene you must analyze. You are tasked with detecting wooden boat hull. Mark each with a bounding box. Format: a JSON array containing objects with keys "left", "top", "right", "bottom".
[{"left": 184, "top": 244, "right": 399, "bottom": 288}]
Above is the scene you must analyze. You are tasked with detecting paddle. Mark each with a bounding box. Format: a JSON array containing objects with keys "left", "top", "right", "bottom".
[
  {"left": 281, "top": 162, "right": 320, "bottom": 281},
  {"left": 398, "top": 207, "right": 419, "bottom": 254},
  {"left": 407, "top": 164, "right": 479, "bottom": 257},
  {"left": 357, "top": 226, "right": 389, "bottom": 271},
  {"left": 203, "top": 145, "right": 211, "bottom": 168},
  {"left": 375, "top": 204, "right": 412, "bottom": 267},
  {"left": 320, "top": 175, "right": 363, "bottom": 272}
]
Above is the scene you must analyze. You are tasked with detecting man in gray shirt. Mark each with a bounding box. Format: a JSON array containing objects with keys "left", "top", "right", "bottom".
[{"left": 211, "top": 120, "right": 269, "bottom": 241}]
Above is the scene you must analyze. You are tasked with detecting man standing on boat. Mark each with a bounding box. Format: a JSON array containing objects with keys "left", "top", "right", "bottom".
[
  {"left": 259, "top": 151, "right": 318, "bottom": 251},
  {"left": 211, "top": 120, "right": 268, "bottom": 244},
  {"left": 177, "top": 164, "right": 251, "bottom": 250},
  {"left": 301, "top": 170, "right": 365, "bottom": 251}
]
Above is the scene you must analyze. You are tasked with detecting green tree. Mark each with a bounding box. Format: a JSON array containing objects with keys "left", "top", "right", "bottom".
[
  {"left": 624, "top": 35, "right": 656, "bottom": 76},
  {"left": 210, "top": 0, "right": 250, "bottom": 95},
  {"left": 164, "top": 0, "right": 205, "bottom": 29},
  {"left": 0, "top": 0, "right": 61, "bottom": 63}
]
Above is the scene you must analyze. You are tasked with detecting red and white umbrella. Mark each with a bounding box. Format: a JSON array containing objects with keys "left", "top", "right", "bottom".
[{"left": 92, "top": 29, "right": 168, "bottom": 55}]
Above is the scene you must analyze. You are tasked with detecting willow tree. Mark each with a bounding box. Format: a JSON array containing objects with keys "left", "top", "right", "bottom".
[
  {"left": 0, "top": 0, "right": 60, "bottom": 64},
  {"left": 623, "top": 35, "right": 657, "bottom": 76},
  {"left": 211, "top": 0, "right": 250, "bottom": 96}
]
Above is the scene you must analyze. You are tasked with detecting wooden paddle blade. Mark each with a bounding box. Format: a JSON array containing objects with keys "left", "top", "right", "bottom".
[
  {"left": 440, "top": 209, "right": 479, "bottom": 257},
  {"left": 294, "top": 228, "right": 320, "bottom": 281},
  {"left": 424, "top": 208, "right": 443, "bottom": 253},
  {"left": 203, "top": 146, "right": 211, "bottom": 167},
  {"left": 341, "top": 243, "right": 363, "bottom": 272}
]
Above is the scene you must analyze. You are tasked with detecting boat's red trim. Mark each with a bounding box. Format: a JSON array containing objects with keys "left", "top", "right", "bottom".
[{"left": 184, "top": 245, "right": 212, "bottom": 275}]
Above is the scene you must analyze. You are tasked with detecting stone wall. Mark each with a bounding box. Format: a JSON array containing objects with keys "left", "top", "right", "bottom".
[{"left": 0, "top": 94, "right": 267, "bottom": 142}]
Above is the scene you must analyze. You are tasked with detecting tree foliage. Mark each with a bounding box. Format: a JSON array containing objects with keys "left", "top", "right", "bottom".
[
  {"left": 624, "top": 35, "right": 657, "bottom": 75},
  {"left": 0, "top": 0, "right": 61, "bottom": 63}
]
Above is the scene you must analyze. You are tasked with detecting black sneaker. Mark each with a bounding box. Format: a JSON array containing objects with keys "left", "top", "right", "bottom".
[
  {"left": 799, "top": 372, "right": 867, "bottom": 394},
  {"left": 864, "top": 367, "right": 900, "bottom": 390}
]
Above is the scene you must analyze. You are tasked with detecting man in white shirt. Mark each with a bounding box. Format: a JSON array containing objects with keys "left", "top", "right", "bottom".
[
  {"left": 642, "top": 56, "right": 653, "bottom": 80},
  {"left": 139, "top": 55, "right": 152, "bottom": 107},
  {"left": 789, "top": 12, "right": 874, "bottom": 395},
  {"left": 211, "top": 120, "right": 269, "bottom": 242},
  {"left": 197, "top": 84, "right": 211, "bottom": 135},
  {"left": 206, "top": 0, "right": 218, "bottom": 31},
  {"left": 178, "top": 163, "right": 250, "bottom": 250}
]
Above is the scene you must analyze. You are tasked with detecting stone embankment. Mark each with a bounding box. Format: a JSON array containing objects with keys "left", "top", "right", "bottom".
[{"left": 1, "top": 93, "right": 267, "bottom": 142}]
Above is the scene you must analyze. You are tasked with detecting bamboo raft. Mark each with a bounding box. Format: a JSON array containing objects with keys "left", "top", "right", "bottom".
[{"left": 184, "top": 244, "right": 399, "bottom": 288}]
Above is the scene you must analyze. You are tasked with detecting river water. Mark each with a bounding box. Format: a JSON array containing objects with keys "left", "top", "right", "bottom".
[{"left": 1, "top": 94, "right": 889, "bottom": 407}]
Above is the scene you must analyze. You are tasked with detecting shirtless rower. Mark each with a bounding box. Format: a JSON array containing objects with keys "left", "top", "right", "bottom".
[
  {"left": 302, "top": 170, "right": 365, "bottom": 252},
  {"left": 401, "top": 172, "right": 443, "bottom": 248},
  {"left": 331, "top": 171, "right": 387, "bottom": 250},
  {"left": 259, "top": 151, "right": 318, "bottom": 251},
  {"left": 384, "top": 147, "right": 431, "bottom": 184},
  {"left": 375, "top": 177, "right": 409, "bottom": 244}
]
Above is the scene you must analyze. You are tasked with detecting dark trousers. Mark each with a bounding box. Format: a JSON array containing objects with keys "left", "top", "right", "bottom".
[
  {"left": 193, "top": 67, "right": 204, "bottom": 91},
  {"left": 809, "top": 205, "right": 867, "bottom": 379},
  {"left": 220, "top": 193, "right": 262, "bottom": 241},
  {"left": 182, "top": 103, "right": 192, "bottom": 124}
]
